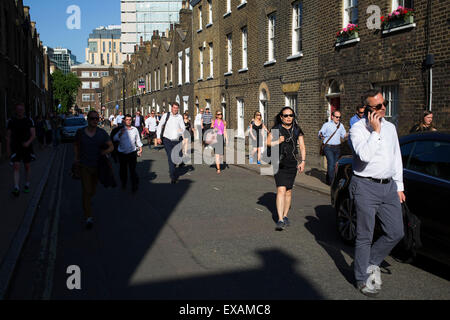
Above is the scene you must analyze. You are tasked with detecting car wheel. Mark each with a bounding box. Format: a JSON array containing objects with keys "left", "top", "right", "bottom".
[{"left": 337, "top": 196, "right": 357, "bottom": 245}]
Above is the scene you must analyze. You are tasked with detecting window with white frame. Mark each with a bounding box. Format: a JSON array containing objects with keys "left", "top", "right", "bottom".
[
  {"left": 178, "top": 52, "right": 183, "bottom": 85},
  {"left": 208, "top": 0, "right": 213, "bottom": 24},
  {"left": 242, "top": 27, "right": 248, "bottom": 69},
  {"left": 226, "top": 0, "right": 231, "bottom": 13},
  {"left": 392, "top": 0, "right": 414, "bottom": 10},
  {"left": 198, "top": 6, "right": 202, "bottom": 30},
  {"left": 92, "top": 82, "right": 100, "bottom": 89},
  {"left": 227, "top": 33, "right": 232, "bottom": 73},
  {"left": 158, "top": 68, "right": 161, "bottom": 90},
  {"left": 185, "top": 48, "right": 190, "bottom": 83},
  {"left": 164, "top": 64, "right": 168, "bottom": 86},
  {"left": 381, "top": 84, "right": 399, "bottom": 126},
  {"left": 82, "top": 94, "right": 92, "bottom": 102},
  {"left": 170, "top": 62, "right": 173, "bottom": 85},
  {"left": 199, "top": 46, "right": 204, "bottom": 80},
  {"left": 154, "top": 70, "right": 157, "bottom": 90},
  {"left": 82, "top": 72, "right": 90, "bottom": 78},
  {"left": 148, "top": 72, "right": 152, "bottom": 91},
  {"left": 285, "top": 94, "right": 298, "bottom": 115},
  {"left": 82, "top": 82, "right": 90, "bottom": 89},
  {"left": 209, "top": 43, "right": 214, "bottom": 78},
  {"left": 343, "top": 0, "right": 358, "bottom": 26},
  {"left": 292, "top": 2, "right": 303, "bottom": 55},
  {"left": 92, "top": 72, "right": 99, "bottom": 78},
  {"left": 268, "top": 13, "right": 276, "bottom": 62}
]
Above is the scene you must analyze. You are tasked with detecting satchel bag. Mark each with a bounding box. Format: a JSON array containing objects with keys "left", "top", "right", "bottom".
[
  {"left": 320, "top": 123, "right": 341, "bottom": 156},
  {"left": 205, "top": 131, "right": 218, "bottom": 145}
]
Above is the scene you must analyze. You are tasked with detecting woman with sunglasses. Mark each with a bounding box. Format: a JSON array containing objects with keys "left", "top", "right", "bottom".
[
  {"left": 249, "top": 111, "right": 269, "bottom": 165},
  {"left": 211, "top": 111, "right": 228, "bottom": 174},
  {"left": 267, "top": 107, "right": 306, "bottom": 231},
  {"left": 182, "top": 112, "right": 192, "bottom": 159}
]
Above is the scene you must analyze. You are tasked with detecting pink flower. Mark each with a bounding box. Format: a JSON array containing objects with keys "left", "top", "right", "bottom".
[
  {"left": 394, "top": 11, "right": 400, "bottom": 16},
  {"left": 343, "top": 28, "right": 347, "bottom": 32}
]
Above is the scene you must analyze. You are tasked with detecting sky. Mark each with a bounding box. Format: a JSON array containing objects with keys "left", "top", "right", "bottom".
[{"left": 24, "top": 0, "right": 121, "bottom": 63}]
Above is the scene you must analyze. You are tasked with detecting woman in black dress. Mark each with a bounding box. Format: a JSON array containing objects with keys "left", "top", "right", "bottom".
[
  {"left": 267, "top": 107, "right": 306, "bottom": 231},
  {"left": 249, "top": 111, "right": 269, "bottom": 165}
]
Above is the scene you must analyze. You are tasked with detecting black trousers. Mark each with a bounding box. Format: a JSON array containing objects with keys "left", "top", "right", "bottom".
[{"left": 118, "top": 151, "right": 138, "bottom": 188}]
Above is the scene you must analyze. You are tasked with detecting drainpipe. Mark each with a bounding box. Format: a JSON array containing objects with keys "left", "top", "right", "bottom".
[{"left": 425, "top": 0, "right": 434, "bottom": 111}]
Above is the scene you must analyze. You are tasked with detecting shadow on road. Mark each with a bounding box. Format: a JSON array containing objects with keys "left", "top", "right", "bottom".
[
  {"left": 256, "top": 193, "right": 278, "bottom": 223},
  {"left": 124, "top": 249, "right": 324, "bottom": 300}
]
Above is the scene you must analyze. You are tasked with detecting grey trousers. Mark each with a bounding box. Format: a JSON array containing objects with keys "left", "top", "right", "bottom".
[{"left": 349, "top": 176, "right": 404, "bottom": 283}]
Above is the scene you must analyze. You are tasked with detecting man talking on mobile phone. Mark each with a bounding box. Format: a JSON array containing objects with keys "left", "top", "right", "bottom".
[{"left": 349, "top": 89, "right": 406, "bottom": 297}]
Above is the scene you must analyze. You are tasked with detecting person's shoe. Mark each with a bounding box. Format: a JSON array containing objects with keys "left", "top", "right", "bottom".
[
  {"left": 357, "top": 275, "right": 379, "bottom": 297},
  {"left": 85, "top": 217, "right": 94, "bottom": 230},
  {"left": 23, "top": 185, "right": 30, "bottom": 194},
  {"left": 276, "top": 220, "right": 285, "bottom": 231},
  {"left": 367, "top": 265, "right": 382, "bottom": 290},
  {"left": 12, "top": 187, "right": 20, "bottom": 197},
  {"left": 283, "top": 217, "right": 290, "bottom": 227},
  {"left": 249, "top": 157, "right": 253, "bottom": 164},
  {"left": 257, "top": 160, "right": 261, "bottom": 165}
]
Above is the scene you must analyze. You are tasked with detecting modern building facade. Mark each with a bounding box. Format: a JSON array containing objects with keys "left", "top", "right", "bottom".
[
  {"left": 44, "top": 46, "right": 78, "bottom": 75},
  {"left": 0, "top": 0, "right": 53, "bottom": 158},
  {"left": 121, "top": 0, "right": 186, "bottom": 61},
  {"left": 85, "top": 25, "right": 124, "bottom": 66}
]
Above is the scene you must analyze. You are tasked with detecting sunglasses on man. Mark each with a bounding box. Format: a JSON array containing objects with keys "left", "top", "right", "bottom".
[
  {"left": 282, "top": 114, "right": 294, "bottom": 118},
  {"left": 367, "top": 100, "right": 388, "bottom": 110}
]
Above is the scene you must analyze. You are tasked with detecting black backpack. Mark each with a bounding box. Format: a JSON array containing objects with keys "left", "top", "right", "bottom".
[{"left": 400, "top": 202, "right": 423, "bottom": 252}]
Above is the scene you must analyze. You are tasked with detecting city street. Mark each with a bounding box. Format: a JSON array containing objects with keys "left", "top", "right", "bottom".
[{"left": 6, "top": 141, "right": 450, "bottom": 300}]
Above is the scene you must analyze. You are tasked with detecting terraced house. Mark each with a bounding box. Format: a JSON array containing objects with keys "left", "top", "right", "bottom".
[
  {"left": 103, "top": 1, "right": 193, "bottom": 119},
  {"left": 104, "top": 0, "right": 449, "bottom": 167},
  {"left": 0, "top": 0, "right": 52, "bottom": 158}
]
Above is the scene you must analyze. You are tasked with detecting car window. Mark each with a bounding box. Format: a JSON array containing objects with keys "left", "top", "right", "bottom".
[
  {"left": 400, "top": 142, "right": 414, "bottom": 167},
  {"left": 64, "top": 118, "right": 87, "bottom": 127},
  {"left": 407, "top": 140, "right": 450, "bottom": 181}
]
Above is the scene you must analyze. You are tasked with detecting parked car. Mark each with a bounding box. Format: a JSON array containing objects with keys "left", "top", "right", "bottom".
[
  {"left": 61, "top": 116, "right": 87, "bottom": 141},
  {"left": 331, "top": 131, "right": 450, "bottom": 266}
]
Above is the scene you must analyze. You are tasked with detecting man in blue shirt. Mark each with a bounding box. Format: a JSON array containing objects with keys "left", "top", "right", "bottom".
[
  {"left": 318, "top": 111, "right": 348, "bottom": 185},
  {"left": 350, "top": 106, "right": 366, "bottom": 128}
]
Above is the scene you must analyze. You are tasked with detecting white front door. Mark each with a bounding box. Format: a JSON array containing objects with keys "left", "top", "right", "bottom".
[{"left": 237, "top": 99, "right": 244, "bottom": 138}]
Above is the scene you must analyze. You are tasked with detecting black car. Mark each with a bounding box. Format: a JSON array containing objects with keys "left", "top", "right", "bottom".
[
  {"left": 331, "top": 131, "right": 450, "bottom": 266},
  {"left": 61, "top": 116, "right": 87, "bottom": 141}
]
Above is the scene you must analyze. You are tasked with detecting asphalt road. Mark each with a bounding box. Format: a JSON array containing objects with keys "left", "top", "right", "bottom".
[{"left": 7, "top": 142, "right": 450, "bottom": 300}]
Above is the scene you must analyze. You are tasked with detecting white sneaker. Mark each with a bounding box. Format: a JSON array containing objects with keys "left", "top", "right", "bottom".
[
  {"left": 367, "top": 265, "right": 382, "bottom": 290},
  {"left": 357, "top": 274, "right": 379, "bottom": 297}
]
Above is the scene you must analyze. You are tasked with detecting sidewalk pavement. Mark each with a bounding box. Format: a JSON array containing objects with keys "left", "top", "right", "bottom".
[{"left": 0, "top": 142, "right": 57, "bottom": 297}]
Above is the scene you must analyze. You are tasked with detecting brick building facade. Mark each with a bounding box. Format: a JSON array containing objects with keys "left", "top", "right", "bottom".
[
  {"left": 0, "top": 0, "right": 52, "bottom": 158},
  {"left": 103, "top": 0, "right": 449, "bottom": 167}
]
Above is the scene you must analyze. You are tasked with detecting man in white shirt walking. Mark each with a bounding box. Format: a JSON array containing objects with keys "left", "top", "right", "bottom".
[
  {"left": 157, "top": 102, "right": 185, "bottom": 184},
  {"left": 145, "top": 110, "right": 158, "bottom": 149},
  {"left": 349, "top": 89, "right": 405, "bottom": 297},
  {"left": 114, "top": 114, "right": 143, "bottom": 193}
]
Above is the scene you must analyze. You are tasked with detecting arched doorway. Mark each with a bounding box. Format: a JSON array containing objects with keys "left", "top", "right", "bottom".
[
  {"left": 259, "top": 89, "right": 268, "bottom": 124},
  {"left": 326, "top": 80, "right": 341, "bottom": 120}
]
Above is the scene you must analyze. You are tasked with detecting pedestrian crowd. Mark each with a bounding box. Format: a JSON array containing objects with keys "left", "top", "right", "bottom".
[{"left": 2, "top": 87, "right": 440, "bottom": 298}]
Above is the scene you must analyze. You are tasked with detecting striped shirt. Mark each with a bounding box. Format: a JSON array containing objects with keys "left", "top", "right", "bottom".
[{"left": 202, "top": 112, "right": 213, "bottom": 125}]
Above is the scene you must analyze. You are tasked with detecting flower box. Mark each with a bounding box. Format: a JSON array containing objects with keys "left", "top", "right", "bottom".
[
  {"left": 337, "top": 31, "right": 359, "bottom": 43},
  {"left": 336, "top": 24, "right": 359, "bottom": 44},
  {"left": 381, "top": 6, "right": 414, "bottom": 30}
]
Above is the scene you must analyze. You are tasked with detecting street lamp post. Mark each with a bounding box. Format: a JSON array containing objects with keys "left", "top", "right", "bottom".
[{"left": 122, "top": 72, "right": 126, "bottom": 114}]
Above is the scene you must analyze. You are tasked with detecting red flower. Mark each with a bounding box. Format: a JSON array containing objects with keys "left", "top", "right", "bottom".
[{"left": 381, "top": 16, "right": 385, "bottom": 21}]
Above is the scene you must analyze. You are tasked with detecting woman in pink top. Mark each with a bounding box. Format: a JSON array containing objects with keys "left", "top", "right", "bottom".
[{"left": 211, "top": 111, "right": 228, "bottom": 174}]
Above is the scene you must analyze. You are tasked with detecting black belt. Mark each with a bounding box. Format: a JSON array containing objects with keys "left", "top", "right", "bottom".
[{"left": 354, "top": 174, "right": 392, "bottom": 184}]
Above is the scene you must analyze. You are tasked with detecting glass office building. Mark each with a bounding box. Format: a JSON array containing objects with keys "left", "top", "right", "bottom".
[
  {"left": 44, "top": 47, "right": 78, "bottom": 75},
  {"left": 121, "top": 0, "right": 184, "bottom": 58}
]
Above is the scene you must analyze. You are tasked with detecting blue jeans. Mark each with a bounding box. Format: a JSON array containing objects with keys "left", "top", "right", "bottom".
[{"left": 324, "top": 145, "right": 340, "bottom": 184}]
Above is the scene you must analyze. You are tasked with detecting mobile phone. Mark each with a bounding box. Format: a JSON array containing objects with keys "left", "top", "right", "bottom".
[{"left": 364, "top": 106, "right": 372, "bottom": 118}]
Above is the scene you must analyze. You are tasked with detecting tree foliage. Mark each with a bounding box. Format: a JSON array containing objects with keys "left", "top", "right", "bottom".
[{"left": 51, "top": 69, "right": 81, "bottom": 113}]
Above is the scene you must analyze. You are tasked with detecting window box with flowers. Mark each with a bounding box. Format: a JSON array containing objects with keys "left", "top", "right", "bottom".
[
  {"left": 381, "top": 6, "right": 415, "bottom": 34},
  {"left": 335, "top": 24, "right": 360, "bottom": 47}
]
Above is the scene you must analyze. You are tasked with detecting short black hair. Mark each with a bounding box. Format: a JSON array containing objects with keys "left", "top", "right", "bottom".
[
  {"left": 125, "top": 114, "right": 132, "bottom": 119},
  {"left": 87, "top": 110, "right": 98, "bottom": 118},
  {"left": 361, "top": 89, "right": 382, "bottom": 106}
]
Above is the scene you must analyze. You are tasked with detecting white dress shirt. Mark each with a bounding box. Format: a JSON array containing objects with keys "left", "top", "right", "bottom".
[
  {"left": 145, "top": 116, "right": 157, "bottom": 132},
  {"left": 156, "top": 112, "right": 185, "bottom": 141},
  {"left": 350, "top": 118, "right": 404, "bottom": 191},
  {"left": 194, "top": 113, "right": 202, "bottom": 126},
  {"left": 113, "top": 126, "right": 143, "bottom": 154}
]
